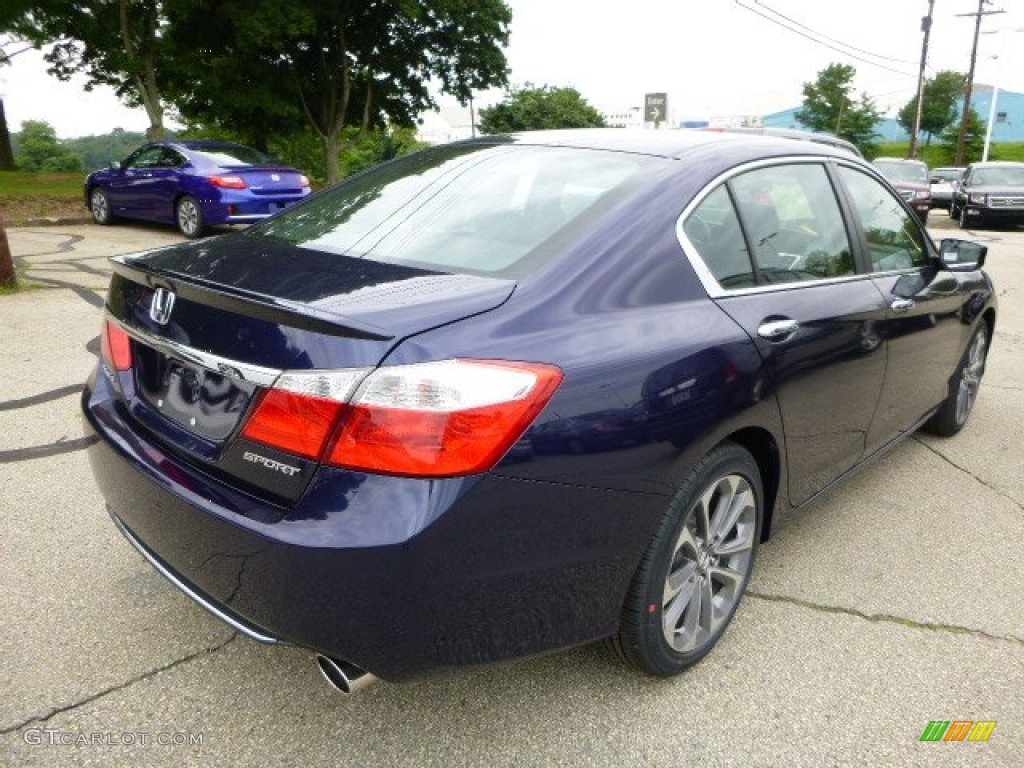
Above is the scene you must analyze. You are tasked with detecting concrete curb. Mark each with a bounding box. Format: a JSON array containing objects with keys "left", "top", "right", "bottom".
[{"left": 17, "top": 217, "right": 94, "bottom": 227}]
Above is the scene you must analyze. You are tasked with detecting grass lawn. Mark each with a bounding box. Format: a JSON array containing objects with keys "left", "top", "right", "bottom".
[
  {"left": 0, "top": 172, "right": 86, "bottom": 224},
  {"left": 875, "top": 142, "right": 1024, "bottom": 166}
]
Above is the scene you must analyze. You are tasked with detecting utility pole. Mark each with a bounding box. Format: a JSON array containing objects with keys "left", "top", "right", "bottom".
[
  {"left": 954, "top": 0, "right": 1005, "bottom": 165},
  {"left": 909, "top": 0, "right": 935, "bottom": 160}
]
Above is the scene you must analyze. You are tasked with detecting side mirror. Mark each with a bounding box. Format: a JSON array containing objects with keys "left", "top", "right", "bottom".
[{"left": 939, "top": 238, "right": 987, "bottom": 271}]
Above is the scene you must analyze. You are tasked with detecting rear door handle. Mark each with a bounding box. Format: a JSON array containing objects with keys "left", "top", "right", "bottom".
[
  {"left": 891, "top": 298, "right": 915, "bottom": 314},
  {"left": 757, "top": 319, "right": 799, "bottom": 341}
]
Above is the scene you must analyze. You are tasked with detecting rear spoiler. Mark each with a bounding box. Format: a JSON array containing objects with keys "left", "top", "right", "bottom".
[{"left": 109, "top": 255, "right": 394, "bottom": 341}]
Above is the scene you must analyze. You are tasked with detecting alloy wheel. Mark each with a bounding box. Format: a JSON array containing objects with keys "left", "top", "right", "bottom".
[
  {"left": 178, "top": 200, "right": 199, "bottom": 236},
  {"left": 661, "top": 473, "right": 757, "bottom": 653},
  {"left": 955, "top": 328, "right": 987, "bottom": 426},
  {"left": 91, "top": 190, "right": 108, "bottom": 223}
]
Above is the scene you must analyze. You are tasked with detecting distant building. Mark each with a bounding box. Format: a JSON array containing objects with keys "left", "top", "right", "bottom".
[
  {"left": 601, "top": 107, "right": 644, "bottom": 129},
  {"left": 762, "top": 85, "right": 1024, "bottom": 143}
]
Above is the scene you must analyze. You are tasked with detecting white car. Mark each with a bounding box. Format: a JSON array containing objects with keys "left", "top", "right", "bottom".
[{"left": 930, "top": 167, "right": 965, "bottom": 210}]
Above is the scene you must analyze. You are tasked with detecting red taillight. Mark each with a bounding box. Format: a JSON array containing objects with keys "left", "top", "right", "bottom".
[
  {"left": 101, "top": 318, "right": 132, "bottom": 371},
  {"left": 239, "top": 360, "right": 562, "bottom": 477},
  {"left": 241, "top": 389, "right": 344, "bottom": 459},
  {"left": 208, "top": 174, "right": 247, "bottom": 189}
]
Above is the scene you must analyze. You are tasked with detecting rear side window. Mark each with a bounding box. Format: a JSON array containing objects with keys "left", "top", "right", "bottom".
[
  {"left": 683, "top": 162, "right": 854, "bottom": 289},
  {"left": 838, "top": 167, "right": 928, "bottom": 271},
  {"left": 683, "top": 185, "right": 754, "bottom": 288},
  {"left": 191, "top": 144, "right": 276, "bottom": 166},
  {"left": 253, "top": 144, "right": 662, "bottom": 279}
]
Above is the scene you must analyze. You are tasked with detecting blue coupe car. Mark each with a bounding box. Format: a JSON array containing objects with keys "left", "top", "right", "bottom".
[
  {"left": 84, "top": 140, "right": 311, "bottom": 238},
  {"left": 82, "top": 130, "right": 995, "bottom": 693}
]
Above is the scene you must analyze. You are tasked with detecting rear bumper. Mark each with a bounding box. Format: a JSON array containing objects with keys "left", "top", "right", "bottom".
[
  {"left": 82, "top": 369, "right": 658, "bottom": 681},
  {"left": 200, "top": 193, "right": 308, "bottom": 225}
]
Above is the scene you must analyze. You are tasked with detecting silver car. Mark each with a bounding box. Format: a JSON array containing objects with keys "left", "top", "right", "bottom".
[{"left": 930, "top": 167, "right": 965, "bottom": 210}]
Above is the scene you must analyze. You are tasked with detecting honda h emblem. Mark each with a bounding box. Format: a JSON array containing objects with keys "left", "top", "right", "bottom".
[{"left": 149, "top": 287, "right": 176, "bottom": 326}]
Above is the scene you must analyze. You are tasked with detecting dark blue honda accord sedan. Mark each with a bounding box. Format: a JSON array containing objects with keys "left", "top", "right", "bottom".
[
  {"left": 85, "top": 140, "right": 311, "bottom": 239},
  {"left": 82, "top": 130, "right": 996, "bottom": 692}
]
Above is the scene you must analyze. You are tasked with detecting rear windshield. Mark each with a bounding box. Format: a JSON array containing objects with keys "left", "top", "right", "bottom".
[
  {"left": 190, "top": 144, "right": 277, "bottom": 166},
  {"left": 251, "top": 143, "right": 664, "bottom": 279},
  {"left": 874, "top": 161, "right": 928, "bottom": 184}
]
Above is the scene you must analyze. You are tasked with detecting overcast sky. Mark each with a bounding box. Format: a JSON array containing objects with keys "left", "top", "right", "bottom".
[{"left": 3, "top": 0, "right": 1023, "bottom": 138}]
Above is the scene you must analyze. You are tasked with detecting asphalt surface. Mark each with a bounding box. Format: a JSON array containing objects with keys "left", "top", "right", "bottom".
[{"left": 2, "top": 216, "right": 1022, "bottom": 767}]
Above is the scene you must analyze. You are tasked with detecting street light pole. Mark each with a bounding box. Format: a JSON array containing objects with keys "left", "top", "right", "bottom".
[
  {"left": 910, "top": 0, "right": 935, "bottom": 160},
  {"left": 981, "top": 27, "right": 1023, "bottom": 162}
]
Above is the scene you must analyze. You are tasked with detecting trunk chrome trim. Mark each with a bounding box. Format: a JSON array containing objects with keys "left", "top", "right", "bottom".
[
  {"left": 109, "top": 509, "right": 283, "bottom": 645},
  {"left": 112, "top": 317, "right": 282, "bottom": 387}
]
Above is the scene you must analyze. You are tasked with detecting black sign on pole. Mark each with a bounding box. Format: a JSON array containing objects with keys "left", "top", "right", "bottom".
[{"left": 645, "top": 93, "right": 668, "bottom": 129}]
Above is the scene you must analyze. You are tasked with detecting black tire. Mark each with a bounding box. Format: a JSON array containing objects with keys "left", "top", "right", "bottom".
[
  {"left": 176, "top": 195, "right": 206, "bottom": 238},
  {"left": 924, "top": 324, "right": 988, "bottom": 437},
  {"left": 917, "top": 209, "right": 929, "bottom": 225},
  {"left": 949, "top": 200, "right": 959, "bottom": 219},
  {"left": 959, "top": 205, "right": 971, "bottom": 230},
  {"left": 613, "top": 442, "right": 762, "bottom": 676},
  {"left": 89, "top": 187, "right": 115, "bottom": 225}
]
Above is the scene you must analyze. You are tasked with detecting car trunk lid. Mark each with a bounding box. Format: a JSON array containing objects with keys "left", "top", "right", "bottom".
[{"left": 102, "top": 235, "right": 515, "bottom": 505}]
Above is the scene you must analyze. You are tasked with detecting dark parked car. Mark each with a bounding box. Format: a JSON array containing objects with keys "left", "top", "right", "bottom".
[
  {"left": 85, "top": 140, "right": 311, "bottom": 238},
  {"left": 82, "top": 130, "right": 996, "bottom": 693},
  {"left": 872, "top": 158, "right": 931, "bottom": 223},
  {"left": 929, "top": 166, "right": 965, "bottom": 210},
  {"left": 950, "top": 161, "right": 1024, "bottom": 229}
]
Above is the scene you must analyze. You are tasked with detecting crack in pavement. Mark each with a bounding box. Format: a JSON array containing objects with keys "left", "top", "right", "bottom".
[
  {"left": 746, "top": 591, "right": 1024, "bottom": 646},
  {"left": 20, "top": 275, "right": 105, "bottom": 308},
  {"left": 1, "top": 634, "right": 238, "bottom": 735},
  {"left": 0, "top": 384, "right": 83, "bottom": 412},
  {"left": 912, "top": 436, "right": 1024, "bottom": 514},
  {"left": 0, "top": 435, "right": 100, "bottom": 463}
]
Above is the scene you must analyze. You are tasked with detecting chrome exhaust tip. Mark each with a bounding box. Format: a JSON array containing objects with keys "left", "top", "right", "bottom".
[{"left": 315, "top": 654, "right": 374, "bottom": 694}]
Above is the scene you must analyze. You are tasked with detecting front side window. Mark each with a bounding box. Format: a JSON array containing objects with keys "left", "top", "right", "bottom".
[
  {"left": 125, "top": 146, "right": 166, "bottom": 170},
  {"left": 839, "top": 167, "right": 928, "bottom": 272}
]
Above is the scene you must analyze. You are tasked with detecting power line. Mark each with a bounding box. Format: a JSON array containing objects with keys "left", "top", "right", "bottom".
[
  {"left": 734, "top": 1, "right": 916, "bottom": 77},
  {"left": 752, "top": 1, "right": 919, "bottom": 65}
]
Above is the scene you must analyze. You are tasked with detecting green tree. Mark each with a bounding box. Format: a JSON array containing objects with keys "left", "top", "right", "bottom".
[
  {"left": 163, "top": 0, "right": 512, "bottom": 183},
  {"left": 897, "top": 70, "right": 966, "bottom": 146},
  {"left": 14, "top": 120, "right": 83, "bottom": 172},
  {"left": 479, "top": 84, "right": 606, "bottom": 133},
  {"left": 937, "top": 107, "right": 985, "bottom": 165},
  {"left": 11, "top": 2, "right": 169, "bottom": 139},
  {"left": 796, "top": 63, "right": 881, "bottom": 157}
]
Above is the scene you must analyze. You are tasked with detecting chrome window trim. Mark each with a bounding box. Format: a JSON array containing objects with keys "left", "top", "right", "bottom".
[
  {"left": 111, "top": 317, "right": 283, "bottom": 387},
  {"left": 675, "top": 155, "right": 870, "bottom": 299}
]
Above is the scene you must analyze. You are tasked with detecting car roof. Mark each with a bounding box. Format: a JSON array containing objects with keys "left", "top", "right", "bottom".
[{"left": 467, "top": 128, "right": 859, "bottom": 164}]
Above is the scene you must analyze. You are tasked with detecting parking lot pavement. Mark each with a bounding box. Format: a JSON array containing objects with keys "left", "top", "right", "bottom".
[{"left": 2, "top": 222, "right": 1022, "bottom": 767}]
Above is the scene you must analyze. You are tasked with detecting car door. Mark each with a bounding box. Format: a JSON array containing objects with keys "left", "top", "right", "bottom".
[
  {"left": 147, "top": 147, "right": 187, "bottom": 222},
  {"left": 111, "top": 145, "right": 167, "bottom": 217},
  {"left": 681, "top": 160, "right": 888, "bottom": 506},
  {"left": 834, "top": 164, "right": 967, "bottom": 452}
]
